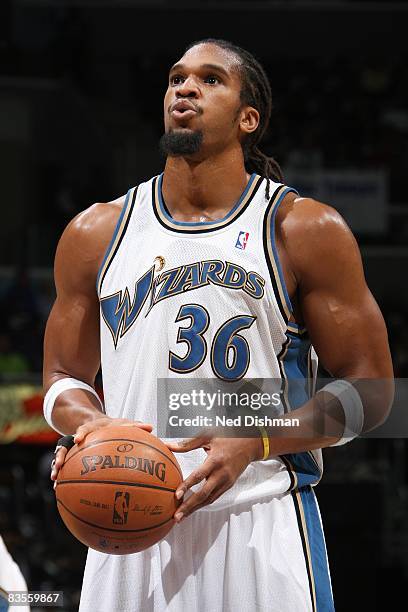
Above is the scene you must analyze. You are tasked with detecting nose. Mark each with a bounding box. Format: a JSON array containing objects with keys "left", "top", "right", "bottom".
[{"left": 176, "top": 75, "right": 200, "bottom": 98}]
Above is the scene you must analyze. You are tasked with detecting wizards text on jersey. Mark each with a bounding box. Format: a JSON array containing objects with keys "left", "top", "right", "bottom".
[{"left": 100, "top": 259, "right": 265, "bottom": 348}]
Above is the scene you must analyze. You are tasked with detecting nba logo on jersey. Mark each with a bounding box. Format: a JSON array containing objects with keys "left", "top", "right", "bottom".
[{"left": 235, "top": 231, "right": 249, "bottom": 250}]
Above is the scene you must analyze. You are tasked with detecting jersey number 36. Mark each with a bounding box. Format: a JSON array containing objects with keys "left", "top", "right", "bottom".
[{"left": 169, "top": 303, "right": 256, "bottom": 381}]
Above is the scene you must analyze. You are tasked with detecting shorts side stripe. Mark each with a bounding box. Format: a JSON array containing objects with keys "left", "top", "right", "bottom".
[
  {"left": 291, "top": 488, "right": 317, "bottom": 612},
  {"left": 295, "top": 487, "right": 335, "bottom": 611}
]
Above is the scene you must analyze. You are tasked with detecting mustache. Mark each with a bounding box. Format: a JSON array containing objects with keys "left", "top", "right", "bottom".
[{"left": 167, "top": 101, "right": 203, "bottom": 114}]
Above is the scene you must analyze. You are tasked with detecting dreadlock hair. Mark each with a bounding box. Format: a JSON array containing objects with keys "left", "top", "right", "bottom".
[{"left": 185, "top": 38, "right": 283, "bottom": 200}]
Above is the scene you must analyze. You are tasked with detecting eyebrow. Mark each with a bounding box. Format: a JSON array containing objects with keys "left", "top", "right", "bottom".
[{"left": 169, "top": 62, "right": 230, "bottom": 79}]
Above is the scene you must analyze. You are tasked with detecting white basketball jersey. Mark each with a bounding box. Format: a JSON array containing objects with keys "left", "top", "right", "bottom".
[
  {"left": 0, "top": 536, "right": 29, "bottom": 612},
  {"left": 97, "top": 173, "right": 322, "bottom": 506}
]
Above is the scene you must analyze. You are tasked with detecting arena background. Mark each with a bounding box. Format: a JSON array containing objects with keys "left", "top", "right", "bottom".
[{"left": 0, "top": 1, "right": 407, "bottom": 610}]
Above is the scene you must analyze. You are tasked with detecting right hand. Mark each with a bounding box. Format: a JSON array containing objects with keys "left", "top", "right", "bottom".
[{"left": 51, "top": 416, "right": 153, "bottom": 485}]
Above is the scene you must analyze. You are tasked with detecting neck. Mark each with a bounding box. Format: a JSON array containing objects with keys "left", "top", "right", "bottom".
[{"left": 162, "top": 147, "right": 251, "bottom": 222}]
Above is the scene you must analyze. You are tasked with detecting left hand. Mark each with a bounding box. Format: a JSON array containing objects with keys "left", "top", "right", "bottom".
[{"left": 165, "top": 432, "right": 263, "bottom": 522}]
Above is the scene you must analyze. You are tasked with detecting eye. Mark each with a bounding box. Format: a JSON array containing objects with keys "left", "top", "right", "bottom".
[
  {"left": 204, "top": 75, "right": 220, "bottom": 85},
  {"left": 170, "top": 75, "right": 185, "bottom": 86}
]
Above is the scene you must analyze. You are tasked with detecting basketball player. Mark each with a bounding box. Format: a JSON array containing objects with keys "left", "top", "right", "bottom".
[
  {"left": 0, "top": 535, "right": 30, "bottom": 612},
  {"left": 43, "top": 39, "right": 393, "bottom": 611}
]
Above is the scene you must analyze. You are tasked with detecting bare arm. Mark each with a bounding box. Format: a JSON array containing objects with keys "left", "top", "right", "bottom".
[
  {"left": 43, "top": 199, "right": 153, "bottom": 481},
  {"left": 283, "top": 197, "right": 393, "bottom": 422},
  {"left": 251, "top": 196, "right": 395, "bottom": 455},
  {"left": 43, "top": 202, "right": 119, "bottom": 433}
]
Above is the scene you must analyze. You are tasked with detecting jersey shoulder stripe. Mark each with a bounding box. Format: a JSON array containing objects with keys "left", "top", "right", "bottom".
[
  {"left": 262, "top": 184, "right": 298, "bottom": 323},
  {"left": 97, "top": 186, "right": 138, "bottom": 295}
]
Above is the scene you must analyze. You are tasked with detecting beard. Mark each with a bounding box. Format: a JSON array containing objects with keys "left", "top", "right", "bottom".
[{"left": 159, "top": 129, "right": 203, "bottom": 157}]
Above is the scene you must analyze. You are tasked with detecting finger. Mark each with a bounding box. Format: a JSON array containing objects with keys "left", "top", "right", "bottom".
[
  {"left": 134, "top": 421, "right": 153, "bottom": 432},
  {"left": 177, "top": 482, "right": 230, "bottom": 519},
  {"left": 74, "top": 419, "right": 153, "bottom": 443},
  {"left": 174, "top": 456, "right": 217, "bottom": 499},
  {"left": 51, "top": 447, "right": 68, "bottom": 480},
  {"left": 166, "top": 434, "right": 210, "bottom": 454},
  {"left": 202, "top": 480, "right": 231, "bottom": 506},
  {"left": 73, "top": 419, "right": 108, "bottom": 443},
  {"left": 115, "top": 421, "right": 154, "bottom": 433},
  {"left": 174, "top": 474, "right": 228, "bottom": 522},
  {"left": 73, "top": 422, "right": 96, "bottom": 444}
]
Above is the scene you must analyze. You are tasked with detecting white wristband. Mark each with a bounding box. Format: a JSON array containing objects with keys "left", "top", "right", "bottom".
[
  {"left": 43, "top": 377, "right": 103, "bottom": 434},
  {"left": 321, "top": 380, "right": 364, "bottom": 446}
]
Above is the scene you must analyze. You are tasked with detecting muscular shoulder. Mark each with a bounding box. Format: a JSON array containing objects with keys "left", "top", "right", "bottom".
[
  {"left": 276, "top": 192, "right": 360, "bottom": 278},
  {"left": 68, "top": 195, "right": 125, "bottom": 248},
  {"left": 54, "top": 195, "right": 126, "bottom": 292}
]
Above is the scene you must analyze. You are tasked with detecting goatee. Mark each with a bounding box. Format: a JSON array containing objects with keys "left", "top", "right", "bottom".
[{"left": 159, "top": 130, "right": 203, "bottom": 157}]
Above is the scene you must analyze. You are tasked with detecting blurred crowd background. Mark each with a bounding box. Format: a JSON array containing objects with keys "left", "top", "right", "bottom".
[{"left": 0, "top": 1, "right": 407, "bottom": 610}]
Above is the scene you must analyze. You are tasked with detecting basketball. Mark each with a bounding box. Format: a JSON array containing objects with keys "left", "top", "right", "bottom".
[{"left": 55, "top": 425, "right": 183, "bottom": 554}]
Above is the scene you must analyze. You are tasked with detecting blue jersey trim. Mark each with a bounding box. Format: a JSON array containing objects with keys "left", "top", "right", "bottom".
[
  {"left": 285, "top": 452, "right": 321, "bottom": 489},
  {"left": 96, "top": 189, "right": 132, "bottom": 294},
  {"left": 0, "top": 594, "right": 8, "bottom": 612},
  {"left": 157, "top": 172, "right": 257, "bottom": 227},
  {"left": 269, "top": 186, "right": 299, "bottom": 314},
  {"left": 280, "top": 330, "right": 322, "bottom": 487},
  {"left": 282, "top": 331, "right": 311, "bottom": 408}
]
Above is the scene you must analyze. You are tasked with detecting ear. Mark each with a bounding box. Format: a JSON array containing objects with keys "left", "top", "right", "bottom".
[{"left": 239, "top": 106, "right": 260, "bottom": 136}]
